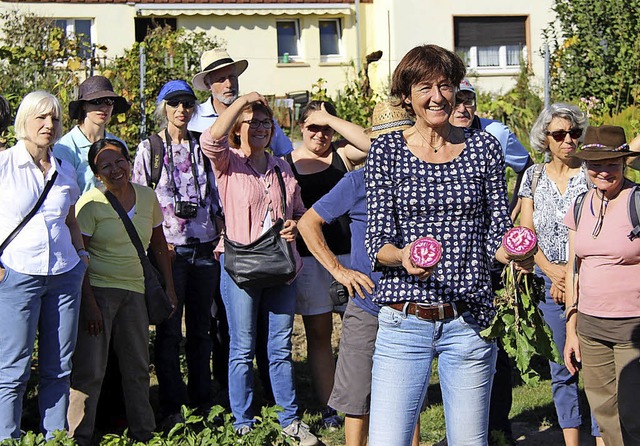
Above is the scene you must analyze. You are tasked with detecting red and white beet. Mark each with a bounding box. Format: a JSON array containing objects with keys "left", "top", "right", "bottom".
[
  {"left": 502, "top": 226, "right": 538, "bottom": 260},
  {"left": 410, "top": 237, "right": 443, "bottom": 268}
]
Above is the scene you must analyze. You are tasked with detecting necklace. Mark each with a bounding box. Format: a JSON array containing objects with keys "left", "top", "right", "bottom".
[{"left": 414, "top": 125, "right": 452, "bottom": 153}]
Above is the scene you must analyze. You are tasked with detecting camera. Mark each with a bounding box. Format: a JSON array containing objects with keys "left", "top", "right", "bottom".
[
  {"left": 329, "top": 280, "right": 349, "bottom": 307},
  {"left": 174, "top": 201, "right": 198, "bottom": 219}
]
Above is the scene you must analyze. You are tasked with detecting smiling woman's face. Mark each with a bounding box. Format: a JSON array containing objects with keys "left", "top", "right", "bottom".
[
  {"left": 586, "top": 158, "right": 625, "bottom": 196},
  {"left": 406, "top": 75, "right": 455, "bottom": 128},
  {"left": 95, "top": 145, "right": 131, "bottom": 190},
  {"left": 237, "top": 110, "right": 273, "bottom": 153}
]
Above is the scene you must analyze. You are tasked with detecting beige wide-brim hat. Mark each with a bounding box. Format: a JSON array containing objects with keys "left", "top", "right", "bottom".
[
  {"left": 365, "top": 100, "right": 414, "bottom": 139},
  {"left": 192, "top": 49, "right": 248, "bottom": 91}
]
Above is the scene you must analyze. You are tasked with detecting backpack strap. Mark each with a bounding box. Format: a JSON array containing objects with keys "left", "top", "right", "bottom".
[
  {"left": 530, "top": 162, "right": 545, "bottom": 197},
  {"left": 627, "top": 185, "right": 640, "bottom": 241},
  {"left": 573, "top": 190, "right": 588, "bottom": 229},
  {"left": 571, "top": 190, "right": 588, "bottom": 277},
  {"left": 147, "top": 134, "right": 165, "bottom": 189}
]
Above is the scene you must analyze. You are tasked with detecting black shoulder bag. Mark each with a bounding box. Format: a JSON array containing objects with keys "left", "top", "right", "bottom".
[
  {"left": 223, "top": 165, "right": 297, "bottom": 289},
  {"left": 102, "top": 189, "right": 174, "bottom": 325},
  {"left": 0, "top": 169, "right": 59, "bottom": 266}
]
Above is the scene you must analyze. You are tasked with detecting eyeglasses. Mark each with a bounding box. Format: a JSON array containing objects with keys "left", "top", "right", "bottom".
[
  {"left": 455, "top": 96, "right": 476, "bottom": 107},
  {"left": 166, "top": 99, "right": 196, "bottom": 109},
  {"left": 546, "top": 128, "right": 582, "bottom": 142},
  {"left": 242, "top": 119, "right": 273, "bottom": 129},
  {"left": 88, "top": 98, "right": 115, "bottom": 106}
]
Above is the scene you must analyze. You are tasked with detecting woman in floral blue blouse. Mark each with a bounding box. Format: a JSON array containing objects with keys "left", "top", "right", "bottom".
[
  {"left": 131, "top": 80, "right": 221, "bottom": 423},
  {"left": 364, "top": 45, "right": 534, "bottom": 446}
]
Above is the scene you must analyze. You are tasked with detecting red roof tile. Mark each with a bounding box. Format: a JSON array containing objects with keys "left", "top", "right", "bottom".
[{"left": 3, "top": 0, "right": 371, "bottom": 3}]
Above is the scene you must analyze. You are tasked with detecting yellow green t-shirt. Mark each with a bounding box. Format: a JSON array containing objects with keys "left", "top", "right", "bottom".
[{"left": 76, "top": 183, "right": 163, "bottom": 294}]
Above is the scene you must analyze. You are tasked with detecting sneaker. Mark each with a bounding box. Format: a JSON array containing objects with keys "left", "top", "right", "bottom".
[
  {"left": 321, "top": 407, "right": 343, "bottom": 429},
  {"left": 282, "top": 419, "right": 319, "bottom": 446},
  {"left": 235, "top": 425, "right": 253, "bottom": 437}
]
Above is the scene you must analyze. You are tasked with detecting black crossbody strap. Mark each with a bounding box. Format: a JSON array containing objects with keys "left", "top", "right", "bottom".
[
  {"left": 273, "top": 165, "right": 287, "bottom": 216},
  {"left": 0, "top": 169, "right": 59, "bottom": 256},
  {"left": 102, "top": 189, "right": 148, "bottom": 262}
]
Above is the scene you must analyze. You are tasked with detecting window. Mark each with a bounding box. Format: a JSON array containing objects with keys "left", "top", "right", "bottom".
[
  {"left": 276, "top": 20, "right": 300, "bottom": 63},
  {"left": 135, "top": 18, "right": 177, "bottom": 43},
  {"left": 55, "top": 19, "right": 92, "bottom": 59},
  {"left": 454, "top": 16, "right": 527, "bottom": 72},
  {"left": 319, "top": 19, "right": 342, "bottom": 62}
]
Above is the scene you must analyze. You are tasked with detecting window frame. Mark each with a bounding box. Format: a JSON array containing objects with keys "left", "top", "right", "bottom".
[
  {"left": 55, "top": 18, "right": 93, "bottom": 60},
  {"left": 318, "top": 18, "right": 343, "bottom": 63},
  {"left": 454, "top": 16, "right": 528, "bottom": 74},
  {"left": 276, "top": 19, "right": 301, "bottom": 63}
]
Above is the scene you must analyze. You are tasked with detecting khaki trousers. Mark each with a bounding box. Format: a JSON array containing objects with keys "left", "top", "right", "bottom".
[
  {"left": 67, "top": 287, "right": 155, "bottom": 446},
  {"left": 578, "top": 332, "right": 640, "bottom": 446}
]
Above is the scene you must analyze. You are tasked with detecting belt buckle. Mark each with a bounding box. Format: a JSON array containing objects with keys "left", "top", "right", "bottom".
[{"left": 414, "top": 303, "right": 436, "bottom": 321}]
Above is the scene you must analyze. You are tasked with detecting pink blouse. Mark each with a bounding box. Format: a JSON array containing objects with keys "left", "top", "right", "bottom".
[
  {"left": 200, "top": 132, "right": 306, "bottom": 267},
  {"left": 565, "top": 188, "right": 640, "bottom": 318}
]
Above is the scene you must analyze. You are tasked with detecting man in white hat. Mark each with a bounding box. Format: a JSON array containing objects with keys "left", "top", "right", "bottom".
[{"left": 189, "top": 49, "right": 293, "bottom": 156}]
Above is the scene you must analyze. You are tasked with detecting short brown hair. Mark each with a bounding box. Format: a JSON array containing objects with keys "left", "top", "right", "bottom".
[
  {"left": 229, "top": 102, "right": 275, "bottom": 149},
  {"left": 298, "top": 100, "right": 337, "bottom": 125},
  {"left": 391, "top": 45, "right": 466, "bottom": 116}
]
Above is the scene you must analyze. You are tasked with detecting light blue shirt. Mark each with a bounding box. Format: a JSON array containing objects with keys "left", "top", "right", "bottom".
[
  {"left": 188, "top": 98, "right": 293, "bottom": 157},
  {"left": 53, "top": 125, "right": 127, "bottom": 193},
  {"left": 478, "top": 117, "right": 529, "bottom": 173}
]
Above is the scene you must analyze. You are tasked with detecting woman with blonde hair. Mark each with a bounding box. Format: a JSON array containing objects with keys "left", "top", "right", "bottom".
[{"left": 0, "top": 91, "right": 87, "bottom": 439}]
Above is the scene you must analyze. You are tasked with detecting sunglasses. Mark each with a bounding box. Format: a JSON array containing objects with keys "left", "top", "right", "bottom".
[
  {"left": 166, "top": 99, "right": 196, "bottom": 109},
  {"left": 88, "top": 98, "right": 115, "bottom": 106},
  {"left": 546, "top": 128, "right": 582, "bottom": 142},
  {"left": 242, "top": 119, "right": 273, "bottom": 129},
  {"left": 306, "top": 124, "right": 333, "bottom": 134},
  {"left": 455, "top": 96, "right": 476, "bottom": 107}
]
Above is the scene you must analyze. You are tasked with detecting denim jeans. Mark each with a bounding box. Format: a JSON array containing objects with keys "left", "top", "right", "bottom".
[
  {"left": 369, "top": 305, "right": 497, "bottom": 446},
  {"left": 537, "top": 269, "right": 599, "bottom": 435},
  {"left": 0, "top": 261, "right": 85, "bottom": 440},
  {"left": 154, "top": 242, "right": 218, "bottom": 415},
  {"left": 219, "top": 255, "right": 298, "bottom": 429}
]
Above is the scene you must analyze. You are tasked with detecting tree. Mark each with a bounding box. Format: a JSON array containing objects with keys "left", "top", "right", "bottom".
[
  {"left": 0, "top": 9, "right": 98, "bottom": 142},
  {"left": 106, "top": 26, "right": 220, "bottom": 147},
  {"left": 545, "top": 0, "right": 640, "bottom": 113}
]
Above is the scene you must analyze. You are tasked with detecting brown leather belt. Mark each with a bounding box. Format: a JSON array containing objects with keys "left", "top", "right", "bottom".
[{"left": 387, "top": 301, "right": 468, "bottom": 321}]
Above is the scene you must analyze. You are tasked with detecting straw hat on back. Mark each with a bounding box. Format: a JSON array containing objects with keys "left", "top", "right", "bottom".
[{"left": 365, "top": 101, "right": 414, "bottom": 139}]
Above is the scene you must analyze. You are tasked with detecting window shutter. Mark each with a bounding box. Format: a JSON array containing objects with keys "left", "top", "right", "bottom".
[{"left": 455, "top": 17, "right": 526, "bottom": 47}]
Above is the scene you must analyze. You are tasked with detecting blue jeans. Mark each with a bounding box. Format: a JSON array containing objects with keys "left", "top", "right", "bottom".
[
  {"left": 0, "top": 261, "right": 85, "bottom": 439},
  {"left": 220, "top": 255, "right": 299, "bottom": 429},
  {"left": 369, "top": 305, "right": 497, "bottom": 446},
  {"left": 154, "top": 242, "right": 218, "bottom": 415},
  {"left": 537, "top": 269, "right": 600, "bottom": 435}
]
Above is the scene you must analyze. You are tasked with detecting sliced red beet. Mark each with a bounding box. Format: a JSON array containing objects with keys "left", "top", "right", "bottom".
[
  {"left": 502, "top": 226, "right": 538, "bottom": 260},
  {"left": 410, "top": 237, "right": 442, "bottom": 268}
]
